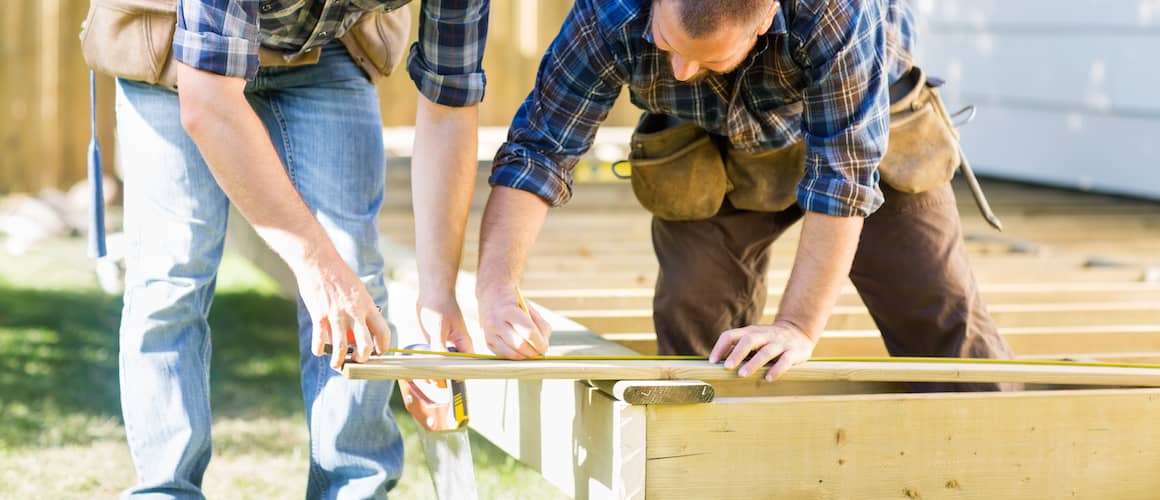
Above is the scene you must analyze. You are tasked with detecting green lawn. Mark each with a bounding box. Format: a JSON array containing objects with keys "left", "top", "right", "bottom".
[{"left": 0, "top": 237, "right": 564, "bottom": 499}]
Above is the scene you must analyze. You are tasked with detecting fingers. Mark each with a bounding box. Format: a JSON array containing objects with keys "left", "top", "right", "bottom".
[
  {"left": 709, "top": 329, "right": 744, "bottom": 364},
  {"left": 327, "top": 314, "right": 350, "bottom": 370},
  {"left": 723, "top": 327, "right": 763, "bottom": 370},
  {"left": 764, "top": 349, "right": 806, "bottom": 382},
  {"left": 367, "top": 307, "right": 391, "bottom": 356},
  {"left": 451, "top": 333, "right": 475, "bottom": 355},
  {"left": 312, "top": 316, "right": 331, "bottom": 357},
  {"left": 526, "top": 306, "right": 552, "bottom": 354},
  {"left": 485, "top": 305, "right": 545, "bottom": 360},
  {"left": 738, "top": 343, "right": 785, "bottom": 378},
  {"left": 350, "top": 319, "right": 374, "bottom": 363}
]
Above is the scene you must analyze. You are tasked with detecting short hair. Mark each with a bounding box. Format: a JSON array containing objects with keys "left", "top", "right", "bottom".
[{"left": 671, "top": 0, "right": 773, "bottom": 38}]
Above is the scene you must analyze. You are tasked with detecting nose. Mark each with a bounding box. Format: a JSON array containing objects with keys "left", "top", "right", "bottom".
[{"left": 670, "top": 54, "right": 700, "bottom": 81}]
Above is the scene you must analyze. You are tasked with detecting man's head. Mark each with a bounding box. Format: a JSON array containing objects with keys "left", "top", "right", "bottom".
[{"left": 651, "top": 0, "right": 778, "bottom": 82}]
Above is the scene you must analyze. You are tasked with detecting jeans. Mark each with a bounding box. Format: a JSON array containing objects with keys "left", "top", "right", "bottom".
[{"left": 115, "top": 42, "right": 402, "bottom": 499}]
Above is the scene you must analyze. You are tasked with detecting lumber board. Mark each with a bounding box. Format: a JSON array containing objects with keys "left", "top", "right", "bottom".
[
  {"left": 344, "top": 358, "right": 1160, "bottom": 387},
  {"left": 522, "top": 282, "right": 1160, "bottom": 310},
  {"left": 645, "top": 389, "right": 1160, "bottom": 499},
  {"left": 604, "top": 324, "right": 1160, "bottom": 358},
  {"left": 567, "top": 302, "right": 1160, "bottom": 334}
]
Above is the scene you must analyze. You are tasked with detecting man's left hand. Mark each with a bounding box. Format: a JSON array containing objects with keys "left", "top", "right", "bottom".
[{"left": 709, "top": 321, "right": 817, "bottom": 381}]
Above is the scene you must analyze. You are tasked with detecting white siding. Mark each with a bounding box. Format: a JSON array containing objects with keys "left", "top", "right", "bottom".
[{"left": 913, "top": 0, "right": 1160, "bottom": 200}]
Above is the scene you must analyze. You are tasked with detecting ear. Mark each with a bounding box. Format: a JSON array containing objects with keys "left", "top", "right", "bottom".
[{"left": 756, "top": 1, "right": 778, "bottom": 35}]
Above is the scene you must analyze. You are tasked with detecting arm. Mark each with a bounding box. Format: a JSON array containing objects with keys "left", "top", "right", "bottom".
[
  {"left": 176, "top": 65, "right": 388, "bottom": 369},
  {"left": 477, "top": 0, "right": 628, "bottom": 358},
  {"left": 411, "top": 98, "right": 479, "bottom": 353},
  {"left": 171, "top": 0, "right": 385, "bottom": 369},
  {"left": 476, "top": 186, "right": 551, "bottom": 359},
  {"left": 711, "top": 0, "right": 889, "bottom": 380},
  {"left": 406, "top": 0, "right": 490, "bottom": 353}
]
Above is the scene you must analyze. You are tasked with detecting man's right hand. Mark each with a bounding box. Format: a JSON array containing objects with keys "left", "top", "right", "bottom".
[
  {"left": 416, "top": 294, "right": 475, "bottom": 354},
  {"left": 297, "top": 249, "right": 391, "bottom": 371},
  {"left": 476, "top": 285, "right": 551, "bottom": 359}
]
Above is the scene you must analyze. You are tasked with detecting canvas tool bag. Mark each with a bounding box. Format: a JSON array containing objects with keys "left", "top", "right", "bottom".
[
  {"left": 621, "top": 66, "right": 963, "bottom": 221},
  {"left": 79, "top": 0, "right": 412, "bottom": 88}
]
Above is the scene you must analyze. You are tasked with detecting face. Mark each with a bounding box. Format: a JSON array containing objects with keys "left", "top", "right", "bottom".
[{"left": 650, "top": 0, "right": 777, "bottom": 82}]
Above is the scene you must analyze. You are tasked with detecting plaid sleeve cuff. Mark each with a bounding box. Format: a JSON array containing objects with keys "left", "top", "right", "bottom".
[
  {"left": 406, "top": 44, "right": 487, "bottom": 107},
  {"left": 489, "top": 146, "right": 574, "bottom": 207},
  {"left": 796, "top": 170, "right": 884, "bottom": 218},
  {"left": 173, "top": 27, "right": 260, "bottom": 80}
]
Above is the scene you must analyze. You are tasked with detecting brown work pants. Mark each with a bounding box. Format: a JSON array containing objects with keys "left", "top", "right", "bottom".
[{"left": 651, "top": 182, "right": 1020, "bottom": 392}]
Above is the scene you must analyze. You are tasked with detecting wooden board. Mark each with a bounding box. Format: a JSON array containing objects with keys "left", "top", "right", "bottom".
[
  {"left": 344, "top": 358, "right": 1160, "bottom": 387},
  {"left": 645, "top": 389, "right": 1160, "bottom": 499},
  {"left": 605, "top": 324, "right": 1160, "bottom": 358}
]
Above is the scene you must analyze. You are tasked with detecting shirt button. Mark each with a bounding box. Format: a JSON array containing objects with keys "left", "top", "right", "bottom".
[{"left": 260, "top": 3, "right": 272, "bottom": 11}]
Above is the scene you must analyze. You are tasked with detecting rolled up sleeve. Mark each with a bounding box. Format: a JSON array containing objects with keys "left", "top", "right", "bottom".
[
  {"left": 173, "top": 0, "right": 261, "bottom": 79},
  {"left": 794, "top": 0, "right": 889, "bottom": 217},
  {"left": 407, "top": 0, "right": 489, "bottom": 107},
  {"left": 489, "top": 0, "right": 627, "bottom": 206}
]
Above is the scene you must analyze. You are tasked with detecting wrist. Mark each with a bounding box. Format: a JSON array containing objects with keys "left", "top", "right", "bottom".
[{"left": 773, "top": 317, "right": 820, "bottom": 344}]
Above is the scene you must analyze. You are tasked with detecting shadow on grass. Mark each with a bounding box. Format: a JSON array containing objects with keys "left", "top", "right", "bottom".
[{"left": 0, "top": 285, "right": 305, "bottom": 449}]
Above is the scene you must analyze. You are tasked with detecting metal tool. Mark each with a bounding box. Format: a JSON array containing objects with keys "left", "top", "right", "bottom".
[
  {"left": 87, "top": 70, "right": 107, "bottom": 258},
  {"left": 958, "top": 146, "right": 1004, "bottom": 231}
]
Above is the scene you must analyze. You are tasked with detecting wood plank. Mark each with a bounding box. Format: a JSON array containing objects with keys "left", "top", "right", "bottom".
[
  {"left": 344, "top": 358, "right": 1160, "bottom": 387},
  {"left": 645, "top": 389, "right": 1160, "bottom": 499},
  {"left": 605, "top": 324, "right": 1160, "bottom": 358},
  {"left": 566, "top": 302, "right": 1160, "bottom": 334},
  {"left": 523, "top": 282, "right": 1160, "bottom": 310}
]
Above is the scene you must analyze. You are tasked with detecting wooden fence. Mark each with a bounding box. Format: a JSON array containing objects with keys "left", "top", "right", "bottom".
[{"left": 0, "top": 0, "right": 639, "bottom": 194}]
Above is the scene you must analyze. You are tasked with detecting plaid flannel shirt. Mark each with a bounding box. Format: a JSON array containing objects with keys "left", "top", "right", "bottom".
[
  {"left": 173, "top": 0, "right": 488, "bottom": 107},
  {"left": 490, "top": 0, "right": 916, "bottom": 217}
]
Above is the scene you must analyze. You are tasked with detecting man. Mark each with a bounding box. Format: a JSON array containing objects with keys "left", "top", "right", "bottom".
[
  {"left": 114, "top": 0, "right": 486, "bottom": 497},
  {"left": 476, "top": 0, "right": 1018, "bottom": 391}
]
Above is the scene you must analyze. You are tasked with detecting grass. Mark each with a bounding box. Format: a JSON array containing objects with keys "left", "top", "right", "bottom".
[{"left": 0, "top": 237, "right": 565, "bottom": 499}]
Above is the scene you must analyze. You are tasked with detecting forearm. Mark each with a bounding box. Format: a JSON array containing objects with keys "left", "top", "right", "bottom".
[
  {"left": 176, "top": 63, "right": 335, "bottom": 272},
  {"left": 476, "top": 186, "right": 549, "bottom": 294},
  {"left": 776, "top": 211, "right": 864, "bottom": 341},
  {"left": 411, "top": 98, "right": 480, "bottom": 299}
]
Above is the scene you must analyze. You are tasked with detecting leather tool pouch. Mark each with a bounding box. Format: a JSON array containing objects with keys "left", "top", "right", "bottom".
[
  {"left": 621, "top": 66, "right": 963, "bottom": 220},
  {"left": 80, "top": 0, "right": 179, "bottom": 87},
  {"left": 879, "top": 66, "right": 962, "bottom": 193},
  {"left": 724, "top": 141, "right": 805, "bottom": 213},
  {"left": 80, "top": 0, "right": 411, "bottom": 88},
  {"left": 625, "top": 113, "right": 730, "bottom": 221}
]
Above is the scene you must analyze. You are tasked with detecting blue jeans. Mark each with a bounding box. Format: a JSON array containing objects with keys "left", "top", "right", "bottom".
[{"left": 115, "top": 42, "right": 402, "bottom": 499}]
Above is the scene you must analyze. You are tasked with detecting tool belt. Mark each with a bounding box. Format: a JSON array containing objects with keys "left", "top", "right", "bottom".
[
  {"left": 619, "top": 66, "right": 966, "bottom": 221},
  {"left": 79, "top": 0, "right": 411, "bottom": 89}
]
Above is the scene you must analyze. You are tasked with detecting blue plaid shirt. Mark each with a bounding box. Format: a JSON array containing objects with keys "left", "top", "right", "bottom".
[
  {"left": 173, "top": 0, "right": 488, "bottom": 107},
  {"left": 490, "top": 0, "right": 916, "bottom": 217}
]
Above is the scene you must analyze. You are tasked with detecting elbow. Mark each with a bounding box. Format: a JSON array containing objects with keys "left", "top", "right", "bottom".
[
  {"left": 178, "top": 93, "right": 211, "bottom": 140},
  {"left": 175, "top": 64, "right": 244, "bottom": 140}
]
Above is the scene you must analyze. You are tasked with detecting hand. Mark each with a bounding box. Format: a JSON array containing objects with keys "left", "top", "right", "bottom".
[
  {"left": 709, "top": 321, "right": 817, "bottom": 381},
  {"left": 476, "top": 285, "right": 551, "bottom": 359},
  {"left": 296, "top": 252, "right": 391, "bottom": 371},
  {"left": 416, "top": 294, "right": 475, "bottom": 354}
]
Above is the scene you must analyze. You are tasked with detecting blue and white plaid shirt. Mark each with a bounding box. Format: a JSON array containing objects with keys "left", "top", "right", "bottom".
[
  {"left": 490, "top": 0, "right": 916, "bottom": 217},
  {"left": 173, "top": 0, "right": 488, "bottom": 107}
]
